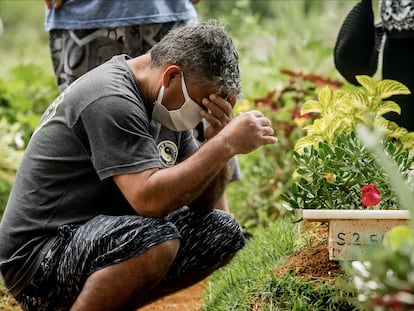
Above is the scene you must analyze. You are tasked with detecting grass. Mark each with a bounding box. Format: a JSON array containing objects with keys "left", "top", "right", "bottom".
[{"left": 204, "top": 216, "right": 298, "bottom": 309}]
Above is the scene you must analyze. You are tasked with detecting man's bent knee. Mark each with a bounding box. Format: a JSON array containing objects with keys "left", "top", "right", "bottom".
[{"left": 137, "top": 238, "right": 181, "bottom": 281}]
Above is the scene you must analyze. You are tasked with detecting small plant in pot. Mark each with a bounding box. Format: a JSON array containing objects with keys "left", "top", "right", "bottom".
[{"left": 282, "top": 75, "right": 414, "bottom": 211}]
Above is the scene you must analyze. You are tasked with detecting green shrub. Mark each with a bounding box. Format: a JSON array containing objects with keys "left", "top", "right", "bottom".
[
  {"left": 284, "top": 76, "right": 414, "bottom": 210},
  {"left": 0, "top": 64, "right": 59, "bottom": 144}
]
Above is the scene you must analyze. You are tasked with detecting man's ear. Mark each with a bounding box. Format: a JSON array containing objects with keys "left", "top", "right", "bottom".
[{"left": 161, "top": 65, "right": 182, "bottom": 87}]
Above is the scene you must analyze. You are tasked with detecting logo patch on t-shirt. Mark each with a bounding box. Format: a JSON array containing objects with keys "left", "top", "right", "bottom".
[{"left": 157, "top": 140, "right": 178, "bottom": 167}]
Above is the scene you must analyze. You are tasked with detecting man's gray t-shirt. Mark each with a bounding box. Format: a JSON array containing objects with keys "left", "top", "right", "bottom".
[{"left": 0, "top": 55, "right": 198, "bottom": 296}]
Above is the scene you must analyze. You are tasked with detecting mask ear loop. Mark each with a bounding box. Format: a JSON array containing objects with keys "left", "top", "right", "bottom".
[
  {"left": 155, "top": 84, "right": 165, "bottom": 104},
  {"left": 181, "top": 73, "right": 192, "bottom": 101}
]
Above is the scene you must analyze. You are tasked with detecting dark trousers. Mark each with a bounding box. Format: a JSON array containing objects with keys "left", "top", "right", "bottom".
[{"left": 382, "top": 36, "right": 414, "bottom": 131}]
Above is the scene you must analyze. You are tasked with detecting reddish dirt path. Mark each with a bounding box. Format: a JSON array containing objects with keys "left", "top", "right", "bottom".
[{"left": 140, "top": 281, "right": 205, "bottom": 311}]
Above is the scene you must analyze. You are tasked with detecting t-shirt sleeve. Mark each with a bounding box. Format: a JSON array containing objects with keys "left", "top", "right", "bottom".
[{"left": 80, "top": 96, "right": 162, "bottom": 180}]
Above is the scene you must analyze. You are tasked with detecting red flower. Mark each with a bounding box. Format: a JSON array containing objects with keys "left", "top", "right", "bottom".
[{"left": 360, "top": 184, "right": 381, "bottom": 206}]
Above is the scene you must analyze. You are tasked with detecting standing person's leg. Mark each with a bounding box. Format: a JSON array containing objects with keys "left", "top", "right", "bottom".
[
  {"left": 48, "top": 19, "right": 198, "bottom": 92},
  {"left": 382, "top": 37, "right": 414, "bottom": 131},
  {"left": 124, "top": 19, "right": 198, "bottom": 57},
  {"left": 48, "top": 28, "right": 126, "bottom": 92}
]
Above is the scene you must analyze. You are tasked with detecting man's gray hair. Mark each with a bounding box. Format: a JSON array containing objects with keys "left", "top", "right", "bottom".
[{"left": 150, "top": 20, "right": 241, "bottom": 97}]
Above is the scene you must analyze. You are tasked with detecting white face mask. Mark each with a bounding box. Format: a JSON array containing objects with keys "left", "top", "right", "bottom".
[{"left": 152, "top": 73, "right": 203, "bottom": 132}]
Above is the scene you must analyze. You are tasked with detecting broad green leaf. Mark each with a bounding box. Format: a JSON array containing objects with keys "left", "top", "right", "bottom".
[{"left": 291, "top": 183, "right": 298, "bottom": 195}]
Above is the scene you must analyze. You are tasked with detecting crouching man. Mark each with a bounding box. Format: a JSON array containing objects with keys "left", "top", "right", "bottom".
[{"left": 0, "top": 21, "right": 277, "bottom": 311}]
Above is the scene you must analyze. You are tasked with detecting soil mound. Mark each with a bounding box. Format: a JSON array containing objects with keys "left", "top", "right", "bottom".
[{"left": 276, "top": 222, "right": 344, "bottom": 279}]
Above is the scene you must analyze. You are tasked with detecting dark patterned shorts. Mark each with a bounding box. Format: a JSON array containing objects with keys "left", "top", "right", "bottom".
[
  {"left": 15, "top": 207, "right": 245, "bottom": 311},
  {"left": 48, "top": 19, "right": 197, "bottom": 92}
]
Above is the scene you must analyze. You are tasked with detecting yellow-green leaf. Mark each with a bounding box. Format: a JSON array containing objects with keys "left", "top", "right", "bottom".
[
  {"left": 294, "top": 135, "right": 320, "bottom": 153},
  {"left": 386, "top": 125, "right": 407, "bottom": 139},
  {"left": 356, "top": 75, "right": 376, "bottom": 94},
  {"left": 401, "top": 132, "right": 414, "bottom": 149},
  {"left": 349, "top": 91, "right": 370, "bottom": 113},
  {"left": 317, "top": 85, "right": 333, "bottom": 108},
  {"left": 376, "top": 79, "right": 410, "bottom": 99},
  {"left": 307, "top": 118, "right": 327, "bottom": 135},
  {"left": 301, "top": 99, "right": 322, "bottom": 115},
  {"left": 376, "top": 100, "right": 401, "bottom": 116}
]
